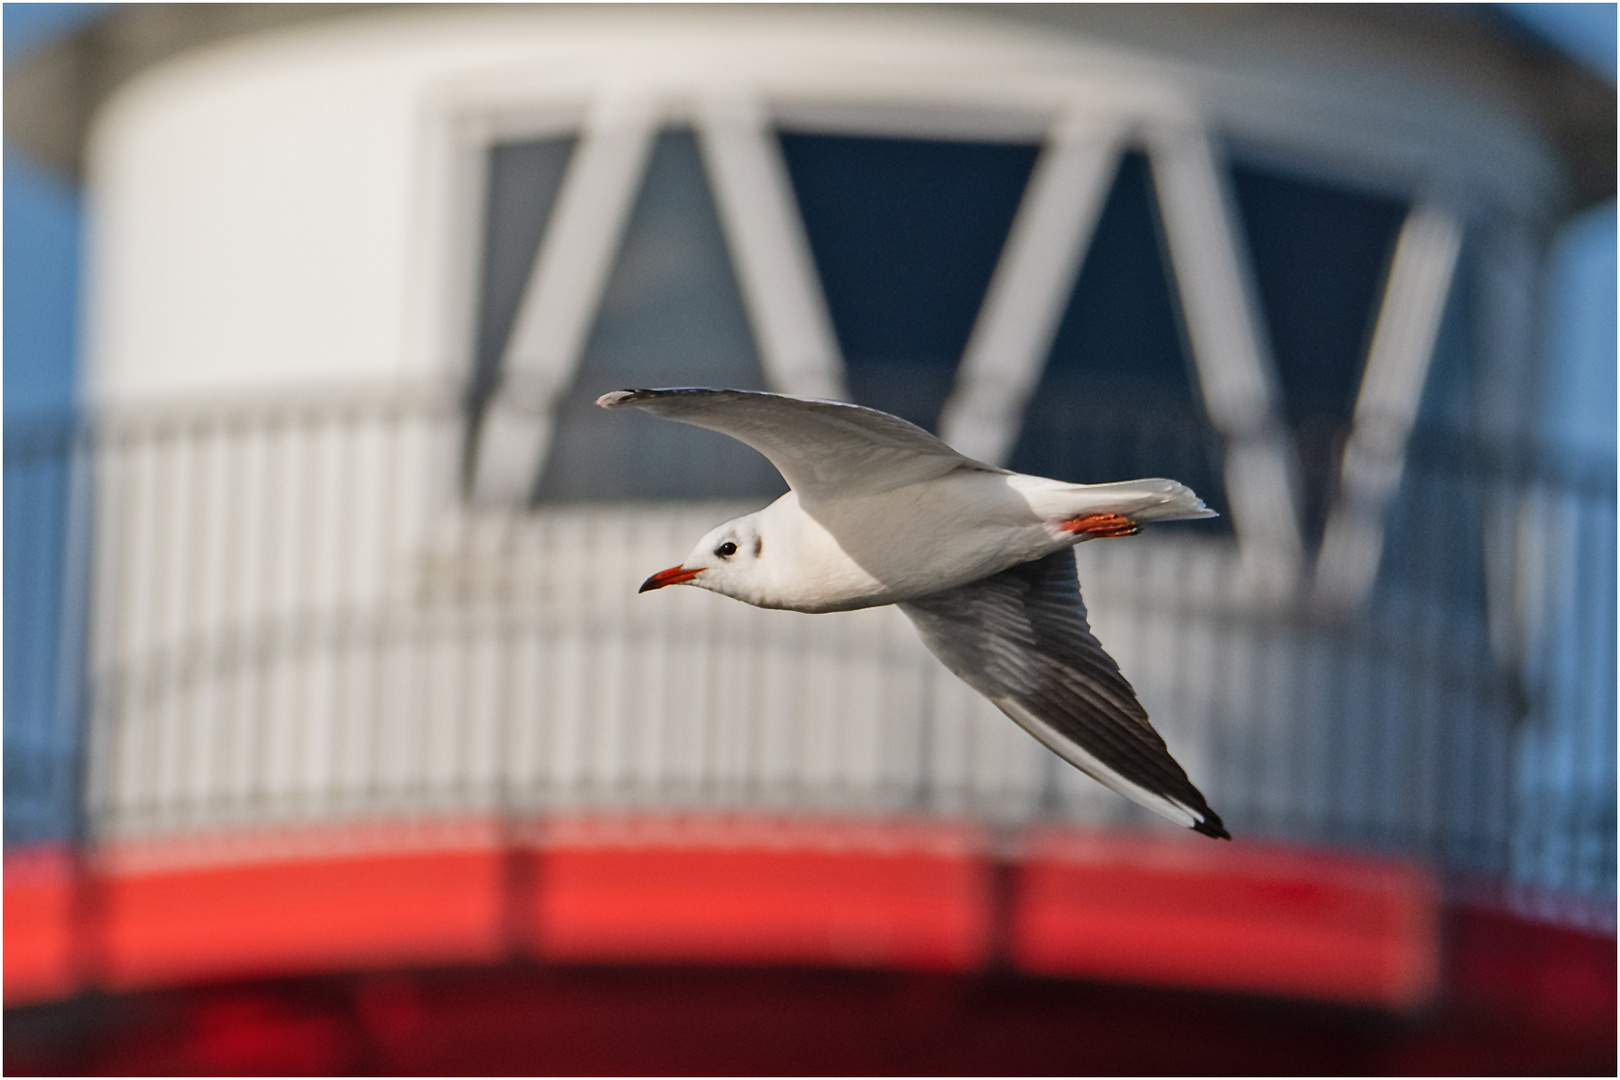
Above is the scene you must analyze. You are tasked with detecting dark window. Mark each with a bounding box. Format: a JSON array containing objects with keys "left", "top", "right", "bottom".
[
  {"left": 533, "top": 129, "right": 782, "bottom": 503},
  {"left": 778, "top": 132, "right": 1039, "bottom": 431},
  {"left": 1230, "top": 163, "right": 1407, "bottom": 546},
  {"left": 1009, "top": 151, "right": 1229, "bottom": 532}
]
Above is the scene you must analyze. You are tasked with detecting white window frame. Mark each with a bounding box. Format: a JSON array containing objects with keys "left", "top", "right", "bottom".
[{"left": 411, "top": 71, "right": 1472, "bottom": 603}]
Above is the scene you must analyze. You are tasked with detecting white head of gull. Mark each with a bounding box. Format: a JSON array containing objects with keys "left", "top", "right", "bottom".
[{"left": 599, "top": 387, "right": 1229, "bottom": 839}]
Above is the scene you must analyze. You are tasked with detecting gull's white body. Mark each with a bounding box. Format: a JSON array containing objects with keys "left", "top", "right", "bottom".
[
  {"left": 599, "top": 387, "right": 1228, "bottom": 838},
  {"left": 702, "top": 472, "right": 1205, "bottom": 614}
]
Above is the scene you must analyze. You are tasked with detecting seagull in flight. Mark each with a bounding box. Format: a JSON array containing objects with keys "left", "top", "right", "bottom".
[{"left": 598, "top": 387, "right": 1229, "bottom": 839}]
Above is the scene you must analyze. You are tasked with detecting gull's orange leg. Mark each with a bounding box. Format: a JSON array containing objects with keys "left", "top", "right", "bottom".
[{"left": 1059, "top": 513, "right": 1141, "bottom": 538}]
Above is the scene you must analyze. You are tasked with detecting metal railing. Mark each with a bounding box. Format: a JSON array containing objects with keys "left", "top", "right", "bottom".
[{"left": 4, "top": 385, "right": 1613, "bottom": 922}]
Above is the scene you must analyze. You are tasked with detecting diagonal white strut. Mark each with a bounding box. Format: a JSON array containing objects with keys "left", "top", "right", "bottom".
[
  {"left": 697, "top": 92, "right": 848, "bottom": 402},
  {"left": 1147, "top": 124, "right": 1306, "bottom": 595},
  {"left": 938, "top": 111, "right": 1124, "bottom": 466},
  {"left": 1314, "top": 202, "right": 1463, "bottom": 610},
  {"left": 470, "top": 95, "right": 661, "bottom": 505}
]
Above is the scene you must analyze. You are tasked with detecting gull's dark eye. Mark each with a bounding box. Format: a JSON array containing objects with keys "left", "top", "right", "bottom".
[{"left": 716, "top": 541, "right": 738, "bottom": 558}]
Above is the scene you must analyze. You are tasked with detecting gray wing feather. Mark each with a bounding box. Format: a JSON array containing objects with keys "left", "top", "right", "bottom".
[
  {"left": 597, "top": 388, "right": 1002, "bottom": 499},
  {"left": 899, "top": 550, "right": 1228, "bottom": 838}
]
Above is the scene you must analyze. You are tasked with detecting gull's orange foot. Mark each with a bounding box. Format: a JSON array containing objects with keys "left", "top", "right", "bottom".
[{"left": 1059, "top": 513, "right": 1141, "bottom": 538}]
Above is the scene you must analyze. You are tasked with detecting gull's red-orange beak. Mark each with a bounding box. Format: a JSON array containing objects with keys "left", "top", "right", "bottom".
[{"left": 639, "top": 565, "right": 703, "bottom": 593}]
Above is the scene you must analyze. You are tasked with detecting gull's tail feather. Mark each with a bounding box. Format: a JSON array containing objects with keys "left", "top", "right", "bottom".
[
  {"left": 1062, "top": 478, "right": 1217, "bottom": 523},
  {"left": 1013, "top": 476, "right": 1217, "bottom": 529}
]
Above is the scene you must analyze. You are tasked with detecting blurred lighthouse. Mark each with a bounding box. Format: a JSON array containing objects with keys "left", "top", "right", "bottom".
[{"left": 3, "top": 7, "right": 1612, "bottom": 1059}]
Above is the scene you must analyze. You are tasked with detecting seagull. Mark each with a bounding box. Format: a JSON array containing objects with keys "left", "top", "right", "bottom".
[{"left": 598, "top": 387, "right": 1229, "bottom": 839}]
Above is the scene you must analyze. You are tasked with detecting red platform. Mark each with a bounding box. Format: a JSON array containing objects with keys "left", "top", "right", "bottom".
[
  {"left": 5, "top": 814, "right": 1461, "bottom": 1011},
  {"left": 1011, "top": 827, "right": 1440, "bottom": 1006},
  {"left": 3, "top": 846, "right": 78, "bottom": 1004},
  {"left": 534, "top": 816, "right": 993, "bottom": 971}
]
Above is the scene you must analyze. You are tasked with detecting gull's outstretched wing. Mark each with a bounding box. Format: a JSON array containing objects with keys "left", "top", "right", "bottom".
[
  {"left": 597, "top": 387, "right": 1002, "bottom": 500},
  {"left": 899, "top": 549, "right": 1228, "bottom": 838}
]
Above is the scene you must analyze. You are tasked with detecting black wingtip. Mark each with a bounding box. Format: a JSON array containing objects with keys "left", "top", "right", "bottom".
[{"left": 1192, "top": 814, "right": 1232, "bottom": 841}]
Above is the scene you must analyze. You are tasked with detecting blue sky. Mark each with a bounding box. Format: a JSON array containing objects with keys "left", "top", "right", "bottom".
[{"left": 5, "top": 2, "right": 105, "bottom": 415}]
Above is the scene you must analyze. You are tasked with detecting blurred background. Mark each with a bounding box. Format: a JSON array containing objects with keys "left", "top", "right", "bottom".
[{"left": 4, "top": 3, "right": 1613, "bottom": 1073}]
